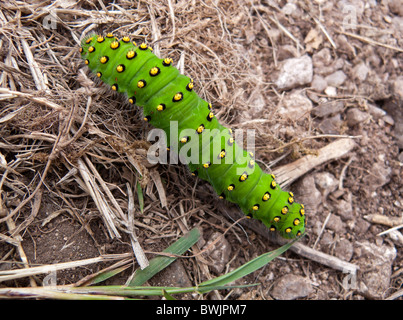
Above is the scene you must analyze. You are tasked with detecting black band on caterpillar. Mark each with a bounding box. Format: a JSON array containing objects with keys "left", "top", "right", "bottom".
[{"left": 80, "top": 33, "right": 306, "bottom": 239}]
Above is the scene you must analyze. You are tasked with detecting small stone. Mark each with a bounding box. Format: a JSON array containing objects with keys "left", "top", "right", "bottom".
[
  {"left": 354, "top": 218, "right": 371, "bottom": 234},
  {"left": 324, "top": 86, "right": 337, "bottom": 96},
  {"left": 334, "top": 198, "right": 353, "bottom": 221},
  {"left": 389, "top": 0, "right": 403, "bottom": 16},
  {"left": 355, "top": 241, "right": 397, "bottom": 297},
  {"left": 398, "top": 152, "right": 403, "bottom": 163},
  {"left": 314, "top": 172, "right": 338, "bottom": 198},
  {"left": 270, "top": 274, "right": 313, "bottom": 300},
  {"left": 281, "top": 2, "right": 297, "bottom": 15},
  {"left": 363, "top": 161, "right": 391, "bottom": 193},
  {"left": 202, "top": 232, "right": 232, "bottom": 274},
  {"left": 311, "top": 74, "right": 327, "bottom": 92},
  {"left": 383, "top": 114, "right": 395, "bottom": 126},
  {"left": 275, "top": 55, "right": 313, "bottom": 90},
  {"left": 334, "top": 239, "right": 354, "bottom": 261},
  {"left": 384, "top": 15, "right": 392, "bottom": 23},
  {"left": 352, "top": 62, "right": 369, "bottom": 82},
  {"left": 392, "top": 16, "right": 403, "bottom": 32},
  {"left": 298, "top": 175, "right": 322, "bottom": 213},
  {"left": 312, "top": 48, "right": 332, "bottom": 70},
  {"left": 335, "top": 35, "right": 356, "bottom": 57},
  {"left": 278, "top": 91, "right": 313, "bottom": 120},
  {"left": 319, "top": 232, "right": 334, "bottom": 247},
  {"left": 326, "top": 214, "right": 344, "bottom": 233},
  {"left": 325, "top": 70, "right": 347, "bottom": 87},
  {"left": 346, "top": 108, "right": 370, "bottom": 126},
  {"left": 367, "top": 103, "right": 386, "bottom": 119},
  {"left": 392, "top": 76, "right": 403, "bottom": 101},
  {"left": 312, "top": 100, "right": 344, "bottom": 118},
  {"left": 318, "top": 114, "right": 342, "bottom": 134}
]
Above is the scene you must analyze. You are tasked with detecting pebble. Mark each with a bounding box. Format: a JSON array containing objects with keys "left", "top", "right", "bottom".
[
  {"left": 270, "top": 274, "right": 313, "bottom": 300},
  {"left": 362, "top": 161, "right": 391, "bottom": 193},
  {"left": 298, "top": 175, "right": 322, "bottom": 212},
  {"left": 367, "top": 103, "right": 386, "bottom": 119},
  {"left": 334, "top": 198, "right": 353, "bottom": 221},
  {"left": 325, "top": 70, "right": 347, "bottom": 87},
  {"left": 392, "top": 76, "right": 403, "bottom": 101},
  {"left": 382, "top": 100, "right": 403, "bottom": 148},
  {"left": 312, "top": 100, "right": 344, "bottom": 118},
  {"left": 354, "top": 241, "right": 397, "bottom": 297},
  {"left": 392, "top": 16, "right": 403, "bottom": 32},
  {"left": 313, "top": 172, "right": 339, "bottom": 198},
  {"left": 312, "top": 48, "right": 332, "bottom": 71},
  {"left": 152, "top": 260, "right": 193, "bottom": 288},
  {"left": 334, "top": 238, "right": 354, "bottom": 262},
  {"left": 311, "top": 74, "right": 327, "bottom": 92},
  {"left": 389, "top": 0, "right": 403, "bottom": 16},
  {"left": 324, "top": 86, "right": 337, "bottom": 96},
  {"left": 326, "top": 214, "right": 344, "bottom": 233},
  {"left": 281, "top": 2, "right": 298, "bottom": 15},
  {"left": 277, "top": 91, "right": 313, "bottom": 120},
  {"left": 202, "top": 232, "right": 232, "bottom": 274},
  {"left": 346, "top": 108, "right": 370, "bottom": 126},
  {"left": 318, "top": 114, "right": 342, "bottom": 134},
  {"left": 352, "top": 62, "right": 369, "bottom": 82},
  {"left": 275, "top": 55, "right": 313, "bottom": 90}
]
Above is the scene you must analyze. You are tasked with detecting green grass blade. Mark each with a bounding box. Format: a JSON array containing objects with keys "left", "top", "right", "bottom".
[
  {"left": 137, "top": 182, "right": 144, "bottom": 214},
  {"left": 162, "top": 289, "right": 177, "bottom": 300},
  {"left": 128, "top": 228, "right": 200, "bottom": 287},
  {"left": 198, "top": 237, "right": 299, "bottom": 290}
]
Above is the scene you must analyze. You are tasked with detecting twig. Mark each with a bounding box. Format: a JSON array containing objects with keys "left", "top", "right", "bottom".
[
  {"left": 268, "top": 15, "right": 304, "bottom": 52},
  {"left": 338, "top": 156, "right": 354, "bottom": 190},
  {"left": 76, "top": 157, "right": 121, "bottom": 239},
  {"left": 363, "top": 214, "right": 403, "bottom": 227},
  {"left": 236, "top": 213, "right": 359, "bottom": 274},
  {"left": 126, "top": 183, "right": 149, "bottom": 269},
  {"left": 312, "top": 211, "right": 332, "bottom": 249},
  {"left": 166, "top": 0, "right": 176, "bottom": 44},
  {"left": 20, "top": 38, "right": 48, "bottom": 92},
  {"left": 274, "top": 138, "right": 356, "bottom": 188},
  {"left": 339, "top": 30, "right": 403, "bottom": 53},
  {"left": 313, "top": 17, "right": 337, "bottom": 49},
  {"left": 0, "top": 254, "right": 131, "bottom": 283}
]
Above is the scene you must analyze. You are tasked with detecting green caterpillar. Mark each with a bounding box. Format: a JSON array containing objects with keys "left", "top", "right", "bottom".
[{"left": 80, "top": 33, "right": 306, "bottom": 238}]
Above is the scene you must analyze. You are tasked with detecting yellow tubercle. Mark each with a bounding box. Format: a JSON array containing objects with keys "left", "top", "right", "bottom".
[
  {"left": 197, "top": 125, "right": 205, "bottom": 134},
  {"left": 173, "top": 93, "right": 183, "bottom": 101},
  {"left": 110, "top": 41, "right": 119, "bottom": 49},
  {"left": 126, "top": 51, "right": 136, "bottom": 59},
  {"left": 150, "top": 67, "right": 160, "bottom": 76},
  {"left": 262, "top": 192, "right": 270, "bottom": 201}
]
